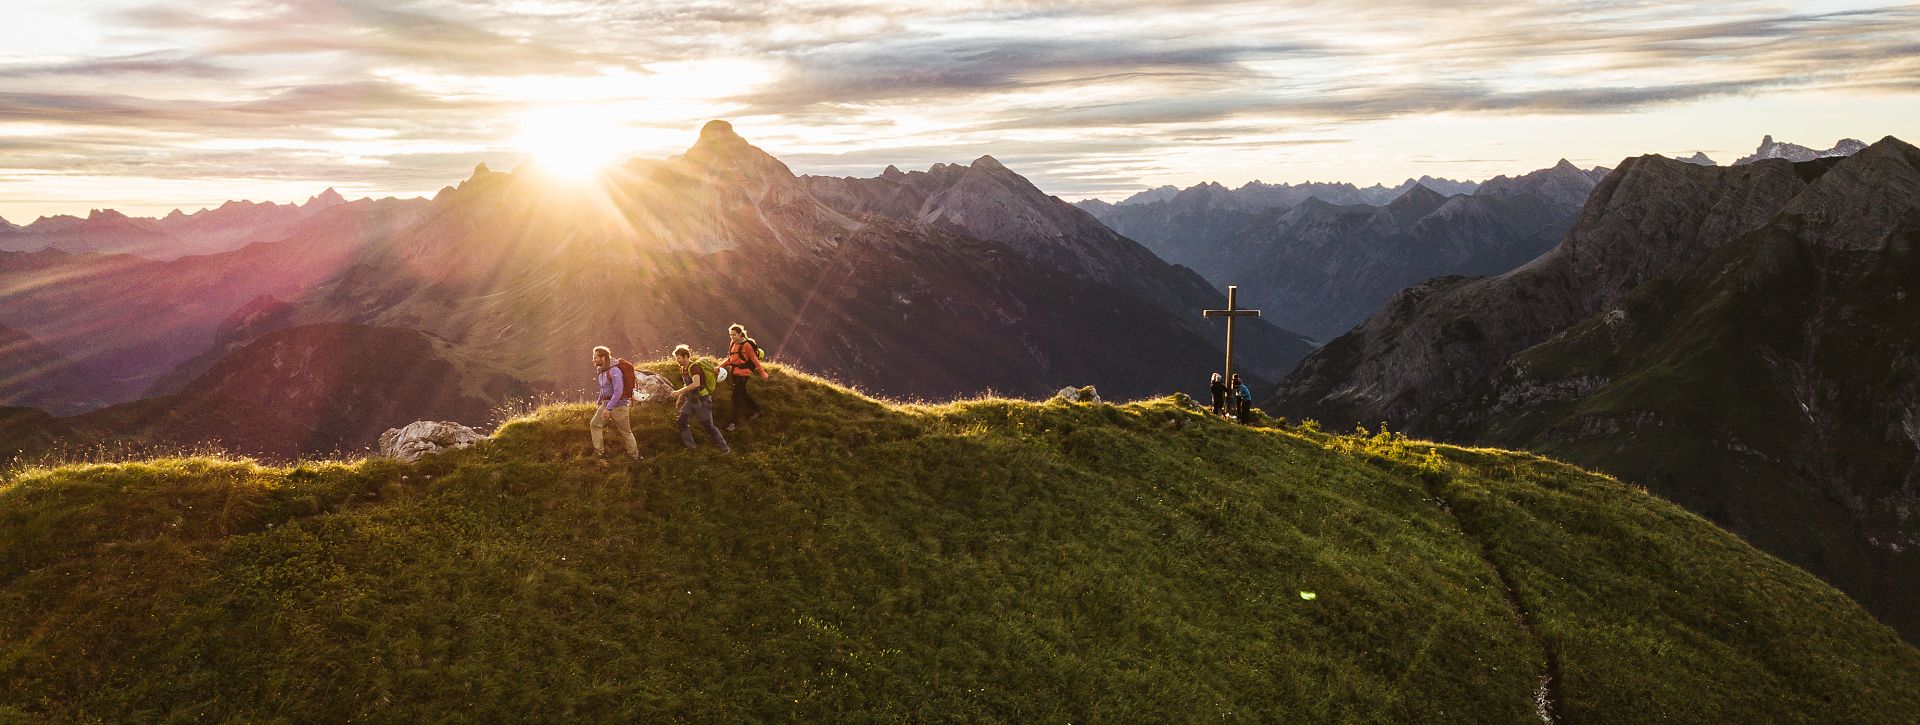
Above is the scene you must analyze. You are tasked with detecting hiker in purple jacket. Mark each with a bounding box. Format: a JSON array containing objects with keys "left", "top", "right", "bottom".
[{"left": 591, "top": 345, "right": 640, "bottom": 462}]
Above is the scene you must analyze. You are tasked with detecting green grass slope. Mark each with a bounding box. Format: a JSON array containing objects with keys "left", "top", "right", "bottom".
[{"left": 2, "top": 363, "right": 1916, "bottom": 722}]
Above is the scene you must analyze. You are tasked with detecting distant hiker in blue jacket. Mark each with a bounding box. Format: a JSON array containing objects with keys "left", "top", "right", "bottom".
[
  {"left": 591, "top": 346, "right": 641, "bottom": 462},
  {"left": 671, "top": 344, "right": 731, "bottom": 453},
  {"left": 1232, "top": 374, "right": 1252, "bottom": 424}
]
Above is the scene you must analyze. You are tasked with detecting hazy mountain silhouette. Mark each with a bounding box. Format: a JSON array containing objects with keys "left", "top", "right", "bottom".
[
  {"left": 1080, "top": 161, "right": 1605, "bottom": 340},
  {"left": 0, "top": 187, "right": 380, "bottom": 260},
  {"left": 0, "top": 197, "right": 432, "bottom": 413}
]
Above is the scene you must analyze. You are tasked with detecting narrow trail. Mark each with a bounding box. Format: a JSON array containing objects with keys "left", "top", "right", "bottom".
[{"left": 1422, "top": 474, "right": 1565, "bottom": 725}]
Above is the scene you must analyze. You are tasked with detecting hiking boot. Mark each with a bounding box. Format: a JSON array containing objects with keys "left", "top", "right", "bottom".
[{"left": 725, "top": 422, "right": 737, "bottom": 431}]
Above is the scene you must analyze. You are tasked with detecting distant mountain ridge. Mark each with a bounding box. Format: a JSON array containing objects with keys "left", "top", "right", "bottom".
[
  {"left": 1089, "top": 175, "right": 1480, "bottom": 211},
  {"left": 0, "top": 188, "right": 407, "bottom": 260},
  {"left": 1735, "top": 135, "right": 1869, "bottom": 165},
  {"left": 1081, "top": 160, "right": 1607, "bottom": 340}
]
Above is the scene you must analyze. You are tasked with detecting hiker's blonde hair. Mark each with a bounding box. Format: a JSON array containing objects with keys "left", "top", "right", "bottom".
[{"left": 672, "top": 344, "right": 693, "bottom": 358}]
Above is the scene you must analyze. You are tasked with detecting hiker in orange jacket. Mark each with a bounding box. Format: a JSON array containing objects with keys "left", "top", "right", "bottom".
[{"left": 724, "top": 323, "right": 769, "bottom": 432}]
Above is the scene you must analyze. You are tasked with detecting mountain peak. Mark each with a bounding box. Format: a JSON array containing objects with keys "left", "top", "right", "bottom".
[
  {"left": 681, "top": 120, "right": 795, "bottom": 185},
  {"left": 471, "top": 162, "right": 491, "bottom": 178},
  {"left": 86, "top": 208, "right": 128, "bottom": 222},
  {"left": 971, "top": 154, "right": 1007, "bottom": 171},
  {"left": 1384, "top": 182, "right": 1448, "bottom": 220},
  {"left": 307, "top": 187, "right": 346, "bottom": 207},
  {"left": 1552, "top": 158, "right": 1579, "bottom": 171},
  {"left": 699, "top": 119, "right": 741, "bottom": 143}
]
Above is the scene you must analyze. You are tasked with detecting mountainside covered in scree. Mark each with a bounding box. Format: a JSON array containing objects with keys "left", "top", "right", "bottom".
[
  {"left": 1275, "top": 136, "right": 1920, "bottom": 642},
  {"left": 2, "top": 364, "right": 1916, "bottom": 721}
]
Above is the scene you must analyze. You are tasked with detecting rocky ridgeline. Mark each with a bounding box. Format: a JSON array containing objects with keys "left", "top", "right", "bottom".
[{"left": 1275, "top": 136, "right": 1920, "bottom": 642}]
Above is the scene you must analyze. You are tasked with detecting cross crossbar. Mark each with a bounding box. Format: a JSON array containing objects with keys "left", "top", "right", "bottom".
[{"left": 1202, "top": 285, "right": 1262, "bottom": 386}]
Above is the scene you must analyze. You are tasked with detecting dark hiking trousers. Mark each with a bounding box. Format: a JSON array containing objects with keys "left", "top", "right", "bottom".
[
  {"left": 730, "top": 374, "right": 760, "bottom": 425},
  {"left": 677, "top": 395, "right": 730, "bottom": 452}
]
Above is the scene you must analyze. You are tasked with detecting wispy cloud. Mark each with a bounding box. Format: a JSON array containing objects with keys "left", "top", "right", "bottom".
[{"left": 1, "top": 0, "right": 1917, "bottom": 218}]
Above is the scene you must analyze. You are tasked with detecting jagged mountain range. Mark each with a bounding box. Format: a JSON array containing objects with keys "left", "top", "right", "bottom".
[
  {"left": 1080, "top": 160, "right": 1608, "bottom": 340},
  {"left": 0, "top": 121, "right": 1311, "bottom": 456},
  {"left": 1274, "top": 137, "right": 1920, "bottom": 642},
  {"left": 0, "top": 188, "right": 416, "bottom": 260},
  {"left": 1086, "top": 175, "right": 1480, "bottom": 212},
  {"left": 1736, "top": 135, "right": 1870, "bottom": 165}
]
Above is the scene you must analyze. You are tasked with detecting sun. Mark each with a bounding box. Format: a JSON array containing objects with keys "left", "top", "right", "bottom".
[{"left": 512, "top": 108, "right": 629, "bottom": 180}]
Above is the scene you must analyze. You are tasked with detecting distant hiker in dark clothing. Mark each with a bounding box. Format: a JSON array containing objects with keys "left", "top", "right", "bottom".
[
  {"left": 1210, "top": 373, "right": 1228, "bottom": 417},
  {"left": 591, "top": 346, "right": 641, "bottom": 462},
  {"left": 672, "top": 344, "right": 730, "bottom": 453},
  {"left": 1232, "top": 374, "right": 1252, "bottom": 424},
  {"left": 723, "top": 323, "right": 769, "bottom": 432}
]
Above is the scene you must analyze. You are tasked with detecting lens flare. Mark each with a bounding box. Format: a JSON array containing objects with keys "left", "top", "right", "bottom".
[{"left": 513, "top": 108, "right": 628, "bottom": 181}]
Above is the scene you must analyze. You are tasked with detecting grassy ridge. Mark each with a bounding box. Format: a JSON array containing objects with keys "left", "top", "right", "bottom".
[{"left": 2, "top": 363, "right": 1916, "bottom": 722}]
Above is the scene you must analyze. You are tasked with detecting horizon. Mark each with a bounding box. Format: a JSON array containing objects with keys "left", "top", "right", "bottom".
[{"left": 3, "top": 0, "right": 1918, "bottom": 221}]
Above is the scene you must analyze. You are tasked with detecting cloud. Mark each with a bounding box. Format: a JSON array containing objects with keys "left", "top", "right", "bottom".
[{"left": 0, "top": 0, "right": 1917, "bottom": 214}]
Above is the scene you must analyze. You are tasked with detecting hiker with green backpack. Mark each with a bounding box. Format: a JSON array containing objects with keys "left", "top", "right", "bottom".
[
  {"left": 671, "top": 344, "right": 731, "bottom": 453},
  {"left": 724, "top": 323, "right": 769, "bottom": 432}
]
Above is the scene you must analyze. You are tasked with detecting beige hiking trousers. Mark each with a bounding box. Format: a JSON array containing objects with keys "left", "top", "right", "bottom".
[{"left": 591, "top": 403, "right": 639, "bottom": 457}]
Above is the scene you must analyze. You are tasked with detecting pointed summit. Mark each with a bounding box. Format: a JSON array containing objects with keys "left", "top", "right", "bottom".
[
  {"left": 1385, "top": 182, "right": 1448, "bottom": 221},
  {"left": 471, "top": 162, "right": 491, "bottom": 178},
  {"left": 971, "top": 154, "right": 1007, "bottom": 171},
  {"left": 681, "top": 119, "right": 797, "bottom": 183},
  {"left": 87, "top": 208, "right": 129, "bottom": 222},
  {"left": 310, "top": 187, "right": 345, "bottom": 203}
]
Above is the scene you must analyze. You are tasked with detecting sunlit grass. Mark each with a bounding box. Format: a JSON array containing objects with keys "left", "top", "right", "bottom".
[{"left": 1, "top": 361, "right": 1915, "bottom": 721}]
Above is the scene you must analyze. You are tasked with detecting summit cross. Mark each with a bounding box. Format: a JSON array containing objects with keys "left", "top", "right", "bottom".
[{"left": 1202, "top": 285, "right": 1262, "bottom": 384}]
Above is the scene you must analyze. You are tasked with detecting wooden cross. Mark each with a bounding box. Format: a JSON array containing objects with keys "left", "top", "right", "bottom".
[{"left": 1202, "top": 285, "right": 1262, "bottom": 384}]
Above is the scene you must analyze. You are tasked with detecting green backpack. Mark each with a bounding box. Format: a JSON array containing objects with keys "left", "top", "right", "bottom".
[{"left": 691, "top": 358, "right": 723, "bottom": 397}]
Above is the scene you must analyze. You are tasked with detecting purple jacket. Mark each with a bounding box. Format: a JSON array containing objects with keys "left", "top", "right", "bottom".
[{"left": 597, "top": 364, "right": 629, "bottom": 410}]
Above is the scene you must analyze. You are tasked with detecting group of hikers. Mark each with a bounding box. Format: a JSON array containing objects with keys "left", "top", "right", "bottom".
[
  {"left": 1209, "top": 372, "right": 1254, "bottom": 423},
  {"left": 588, "top": 323, "right": 768, "bottom": 464},
  {"left": 588, "top": 327, "right": 1257, "bottom": 461}
]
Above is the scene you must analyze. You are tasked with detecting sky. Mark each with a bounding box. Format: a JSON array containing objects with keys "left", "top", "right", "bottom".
[{"left": 1, "top": 0, "right": 1917, "bottom": 222}]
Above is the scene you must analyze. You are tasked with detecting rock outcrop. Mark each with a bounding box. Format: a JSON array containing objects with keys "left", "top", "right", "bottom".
[
  {"left": 378, "top": 420, "right": 486, "bottom": 462},
  {"left": 1052, "top": 386, "right": 1103, "bottom": 404}
]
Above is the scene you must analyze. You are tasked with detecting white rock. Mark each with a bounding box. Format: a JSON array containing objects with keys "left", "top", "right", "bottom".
[
  {"left": 1053, "top": 386, "right": 1103, "bottom": 404},
  {"left": 378, "top": 420, "right": 487, "bottom": 462},
  {"left": 630, "top": 371, "right": 675, "bottom": 403}
]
